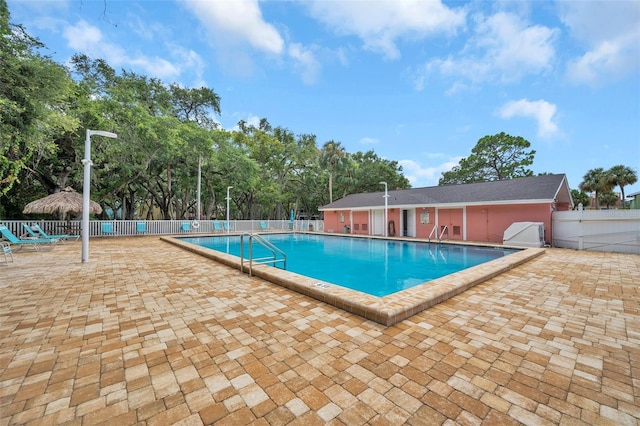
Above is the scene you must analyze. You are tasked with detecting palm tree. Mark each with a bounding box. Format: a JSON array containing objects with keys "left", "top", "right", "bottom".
[
  {"left": 598, "top": 191, "right": 619, "bottom": 209},
  {"left": 579, "top": 168, "right": 614, "bottom": 210},
  {"left": 606, "top": 165, "right": 638, "bottom": 208},
  {"left": 319, "top": 141, "right": 345, "bottom": 203}
]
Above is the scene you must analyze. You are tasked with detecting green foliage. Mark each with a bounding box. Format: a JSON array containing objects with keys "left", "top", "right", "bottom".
[
  {"left": 340, "top": 151, "right": 410, "bottom": 196},
  {"left": 578, "top": 165, "right": 637, "bottom": 210},
  {"left": 605, "top": 165, "right": 637, "bottom": 208},
  {"left": 319, "top": 140, "right": 346, "bottom": 203},
  {"left": 598, "top": 191, "right": 620, "bottom": 209},
  {"left": 570, "top": 189, "right": 590, "bottom": 209},
  {"left": 1, "top": 2, "right": 80, "bottom": 195},
  {"left": 439, "top": 132, "right": 535, "bottom": 185},
  {"left": 2, "top": 7, "right": 411, "bottom": 220},
  {"left": 579, "top": 168, "right": 613, "bottom": 210}
]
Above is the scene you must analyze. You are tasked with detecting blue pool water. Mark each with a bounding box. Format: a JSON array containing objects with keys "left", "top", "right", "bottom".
[{"left": 181, "top": 234, "right": 519, "bottom": 297}]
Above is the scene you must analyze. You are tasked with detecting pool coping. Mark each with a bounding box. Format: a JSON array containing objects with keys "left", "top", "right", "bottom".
[{"left": 161, "top": 233, "right": 545, "bottom": 326}]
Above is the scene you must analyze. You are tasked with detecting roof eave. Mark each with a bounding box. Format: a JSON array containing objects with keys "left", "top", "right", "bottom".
[{"left": 319, "top": 199, "right": 558, "bottom": 211}]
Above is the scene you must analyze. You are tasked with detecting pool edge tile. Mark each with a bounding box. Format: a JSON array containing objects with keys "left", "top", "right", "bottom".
[{"left": 161, "top": 236, "right": 544, "bottom": 326}]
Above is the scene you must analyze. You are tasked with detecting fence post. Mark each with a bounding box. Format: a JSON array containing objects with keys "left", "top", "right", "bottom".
[{"left": 578, "top": 203, "right": 584, "bottom": 250}]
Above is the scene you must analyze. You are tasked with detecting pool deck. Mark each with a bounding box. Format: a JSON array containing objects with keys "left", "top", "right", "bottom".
[
  {"left": 1, "top": 236, "right": 639, "bottom": 425},
  {"left": 163, "top": 234, "right": 545, "bottom": 326}
]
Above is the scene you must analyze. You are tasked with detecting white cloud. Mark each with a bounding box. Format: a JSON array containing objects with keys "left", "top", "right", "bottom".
[
  {"left": 359, "top": 137, "right": 379, "bottom": 145},
  {"left": 498, "top": 99, "right": 558, "bottom": 138},
  {"left": 224, "top": 114, "right": 261, "bottom": 132},
  {"left": 560, "top": 1, "right": 640, "bottom": 85},
  {"left": 169, "top": 44, "right": 207, "bottom": 87},
  {"left": 61, "top": 18, "right": 208, "bottom": 87},
  {"left": 473, "top": 12, "right": 557, "bottom": 77},
  {"left": 180, "top": 0, "right": 284, "bottom": 55},
  {"left": 398, "top": 156, "right": 462, "bottom": 187},
  {"left": 63, "top": 21, "right": 181, "bottom": 80},
  {"left": 414, "top": 11, "right": 558, "bottom": 89},
  {"left": 288, "top": 43, "right": 321, "bottom": 85},
  {"left": 305, "top": 0, "right": 466, "bottom": 60},
  {"left": 64, "top": 20, "right": 102, "bottom": 49}
]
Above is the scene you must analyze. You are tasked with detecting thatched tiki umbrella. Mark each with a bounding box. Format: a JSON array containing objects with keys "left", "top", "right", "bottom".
[{"left": 23, "top": 187, "right": 102, "bottom": 232}]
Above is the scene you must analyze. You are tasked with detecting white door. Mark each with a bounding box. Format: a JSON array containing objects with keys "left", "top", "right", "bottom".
[
  {"left": 406, "top": 209, "right": 416, "bottom": 237},
  {"left": 373, "top": 210, "right": 384, "bottom": 235}
]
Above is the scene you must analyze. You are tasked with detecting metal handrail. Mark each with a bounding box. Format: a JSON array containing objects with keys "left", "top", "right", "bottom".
[
  {"left": 240, "top": 233, "right": 286, "bottom": 276},
  {"left": 438, "top": 225, "right": 449, "bottom": 242},
  {"left": 428, "top": 226, "right": 438, "bottom": 242}
]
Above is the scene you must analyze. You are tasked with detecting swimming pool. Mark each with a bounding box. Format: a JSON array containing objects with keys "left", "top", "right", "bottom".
[
  {"left": 163, "top": 233, "right": 544, "bottom": 325},
  {"left": 180, "top": 234, "right": 519, "bottom": 297}
]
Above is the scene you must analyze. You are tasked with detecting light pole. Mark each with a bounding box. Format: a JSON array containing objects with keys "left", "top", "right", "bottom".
[
  {"left": 82, "top": 129, "right": 117, "bottom": 263},
  {"left": 226, "top": 186, "right": 233, "bottom": 234},
  {"left": 196, "top": 156, "right": 202, "bottom": 224},
  {"left": 380, "top": 181, "right": 388, "bottom": 237}
]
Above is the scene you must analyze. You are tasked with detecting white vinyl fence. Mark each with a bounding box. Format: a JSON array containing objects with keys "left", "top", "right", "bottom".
[
  {"left": 552, "top": 208, "right": 640, "bottom": 254},
  {"left": 1, "top": 219, "right": 324, "bottom": 239}
]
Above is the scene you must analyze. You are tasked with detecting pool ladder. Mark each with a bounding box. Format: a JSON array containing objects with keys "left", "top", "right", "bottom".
[
  {"left": 428, "top": 225, "right": 449, "bottom": 243},
  {"left": 240, "top": 233, "right": 286, "bottom": 276}
]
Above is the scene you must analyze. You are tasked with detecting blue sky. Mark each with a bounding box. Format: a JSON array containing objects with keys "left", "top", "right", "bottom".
[{"left": 8, "top": 0, "right": 640, "bottom": 195}]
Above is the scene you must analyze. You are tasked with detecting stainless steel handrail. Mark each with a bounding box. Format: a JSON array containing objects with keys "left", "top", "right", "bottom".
[
  {"left": 240, "top": 233, "right": 286, "bottom": 276},
  {"left": 438, "top": 225, "right": 449, "bottom": 242}
]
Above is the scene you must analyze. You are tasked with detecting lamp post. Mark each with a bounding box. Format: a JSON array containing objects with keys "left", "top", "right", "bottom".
[
  {"left": 226, "top": 186, "right": 233, "bottom": 234},
  {"left": 380, "top": 181, "right": 388, "bottom": 237},
  {"left": 196, "top": 156, "right": 202, "bottom": 224},
  {"left": 82, "top": 129, "right": 117, "bottom": 263}
]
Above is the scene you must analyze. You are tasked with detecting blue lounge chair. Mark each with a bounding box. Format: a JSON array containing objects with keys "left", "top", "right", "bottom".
[
  {"left": 0, "top": 225, "right": 58, "bottom": 251},
  {"left": 102, "top": 222, "right": 114, "bottom": 234},
  {"left": 181, "top": 222, "right": 191, "bottom": 232},
  {"left": 260, "top": 221, "right": 269, "bottom": 231},
  {"left": 213, "top": 221, "right": 223, "bottom": 232},
  {"left": 136, "top": 222, "right": 147, "bottom": 233},
  {"left": 27, "top": 223, "right": 80, "bottom": 243},
  {"left": 223, "top": 221, "right": 233, "bottom": 232}
]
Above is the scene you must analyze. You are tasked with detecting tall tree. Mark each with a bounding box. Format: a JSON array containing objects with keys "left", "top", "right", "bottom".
[
  {"left": 319, "top": 141, "right": 345, "bottom": 203},
  {"left": 168, "top": 84, "right": 221, "bottom": 129},
  {"left": 349, "top": 150, "right": 410, "bottom": 193},
  {"left": 605, "top": 165, "right": 637, "bottom": 208},
  {"left": 598, "top": 191, "right": 619, "bottom": 209},
  {"left": 579, "top": 168, "right": 614, "bottom": 210},
  {"left": 439, "top": 132, "right": 535, "bottom": 185},
  {"left": 1, "top": 1, "right": 79, "bottom": 195}
]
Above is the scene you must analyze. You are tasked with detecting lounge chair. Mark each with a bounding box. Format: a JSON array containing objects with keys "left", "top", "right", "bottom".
[
  {"left": 259, "top": 221, "right": 269, "bottom": 231},
  {"left": 136, "top": 222, "right": 147, "bottom": 233},
  {"left": 1, "top": 242, "right": 13, "bottom": 265},
  {"left": 181, "top": 222, "right": 191, "bottom": 232},
  {"left": 27, "top": 223, "right": 80, "bottom": 243},
  {"left": 102, "top": 222, "right": 114, "bottom": 234},
  {"left": 223, "top": 221, "right": 233, "bottom": 232},
  {"left": 213, "top": 221, "right": 223, "bottom": 233},
  {"left": 0, "top": 225, "right": 58, "bottom": 251}
]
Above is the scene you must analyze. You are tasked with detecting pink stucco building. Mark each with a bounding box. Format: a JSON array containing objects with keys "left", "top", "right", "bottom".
[{"left": 319, "top": 174, "right": 573, "bottom": 245}]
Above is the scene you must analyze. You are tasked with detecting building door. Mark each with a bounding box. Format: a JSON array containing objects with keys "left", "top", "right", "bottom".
[
  {"left": 373, "top": 210, "right": 384, "bottom": 235},
  {"left": 438, "top": 208, "right": 464, "bottom": 241},
  {"left": 402, "top": 210, "right": 408, "bottom": 236}
]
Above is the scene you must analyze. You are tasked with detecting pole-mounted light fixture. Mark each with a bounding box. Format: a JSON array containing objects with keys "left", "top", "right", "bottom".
[
  {"left": 380, "top": 181, "right": 388, "bottom": 237},
  {"left": 226, "top": 186, "right": 233, "bottom": 234},
  {"left": 82, "top": 129, "right": 117, "bottom": 263}
]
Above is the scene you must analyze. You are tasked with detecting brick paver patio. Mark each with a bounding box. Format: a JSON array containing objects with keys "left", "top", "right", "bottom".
[{"left": 1, "top": 237, "right": 638, "bottom": 425}]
